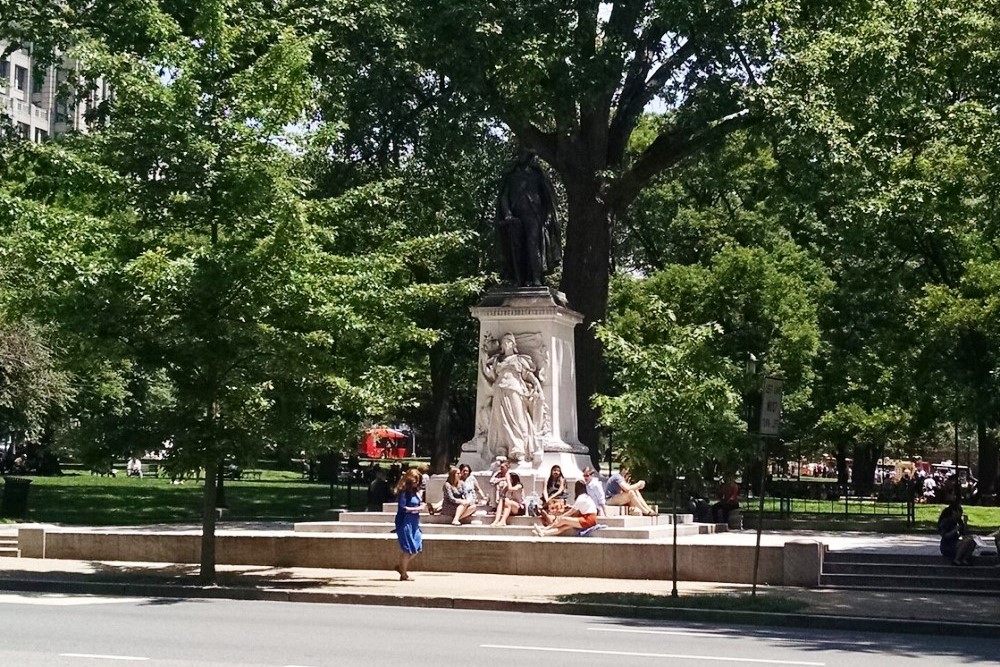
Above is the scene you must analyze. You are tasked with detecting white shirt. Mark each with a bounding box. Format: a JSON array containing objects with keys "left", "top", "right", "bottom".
[
  {"left": 585, "top": 477, "right": 606, "bottom": 507},
  {"left": 572, "top": 493, "right": 598, "bottom": 516}
]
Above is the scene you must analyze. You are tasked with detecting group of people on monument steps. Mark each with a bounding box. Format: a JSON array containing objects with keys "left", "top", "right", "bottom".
[{"left": 391, "top": 459, "right": 661, "bottom": 580}]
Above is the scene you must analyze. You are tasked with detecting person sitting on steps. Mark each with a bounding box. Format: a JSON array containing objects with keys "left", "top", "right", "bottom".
[
  {"left": 459, "top": 464, "right": 488, "bottom": 507},
  {"left": 490, "top": 471, "right": 524, "bottom": 527},
  {"left": 534, "top": 481, "right": 598, "bottom": 537},
  {"left": 542, "top": 464, "right": 568, "bottom": 513},
  {"left": 605, "top": 466, "right": 657, "bottom": 516},
  {"left": 938, "top": 501, "right": 976, "bottom": 566},
  {"left": 488, "top": 458, "right": 510, "bottom": 511},
  {"left": 442, "top": 467, "right": 477, "bottom": 526},
  {"left": 711, "top": 475, "right": 740, "bottom": 524},
  {"left": 582, "top": 466, "right": 606, "bottom": 517}
]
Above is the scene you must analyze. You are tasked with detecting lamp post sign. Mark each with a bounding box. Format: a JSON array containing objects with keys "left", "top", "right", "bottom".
[{"left": 759, "top": 376, "right": 783, "bottom": 436}]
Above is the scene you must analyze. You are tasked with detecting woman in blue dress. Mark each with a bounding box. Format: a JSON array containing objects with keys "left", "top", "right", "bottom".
[{"left": 394, "top": 468, "right": 426, "bottom": 580}]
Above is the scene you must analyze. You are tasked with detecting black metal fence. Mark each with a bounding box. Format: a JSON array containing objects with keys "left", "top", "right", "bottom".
[{"left": 761, "top": 480, "right": 916, "bottom": 525}]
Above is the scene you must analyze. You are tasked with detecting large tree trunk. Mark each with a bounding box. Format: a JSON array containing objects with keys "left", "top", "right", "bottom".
[
  {"left": 559, "top": 174, "right": 611, "bottom": 464},
  {"left": 835, "top": 443, "right": 849, "bottom": 486},
  {"left": 977, "top": 419, "right": 998, "bottom": 499},
  {"left": 199, "top": 459, "right": 219, "bottom": 585},
  {"left": 429, "top": 340, "right": 452, "bottom": 474},
  {"left": 852, "top": 442, "right": 878, "bottom": 496}
]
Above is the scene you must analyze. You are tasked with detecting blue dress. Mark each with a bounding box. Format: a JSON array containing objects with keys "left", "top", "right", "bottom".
[{"left": 395, "top": 491, "right": 422, "bottom": 555}]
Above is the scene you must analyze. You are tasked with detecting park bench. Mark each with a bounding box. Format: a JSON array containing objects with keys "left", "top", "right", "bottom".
[{"left": 124, "top": 461, "right": 161, "bottom": 478}]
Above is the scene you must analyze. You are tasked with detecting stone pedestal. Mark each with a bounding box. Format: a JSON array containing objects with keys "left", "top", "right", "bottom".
[
  {"left": 782, "top": 539, "right": 823, "bottom": 587},
  {"left": 459, "top": 287, "right": 592, "bottom": 493},
  {"left": 18, "top": 526, "right": 46, "bottom": 558}
]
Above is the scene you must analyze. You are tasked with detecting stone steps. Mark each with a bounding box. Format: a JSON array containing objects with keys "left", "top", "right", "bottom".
[
  {"left": 819, "top": 572, "right": 1000, "bottom": 593},
  {"left": 824, "top": 552, "right": 1000, "bottom": 567},
  {"left": 379, "top": 502, "right": 669, "bottom": 518},
  {"left": 363, "top": 509, "right": 691, "bottom": 527},
  {"left": 0, "top": 534, "right": 19, "bottom": 558},
  {"left": 294, "top": 520, "right": 722, "bottom": 540},
  {"left": 819, "top": 550, "right": 1000, "bottom": 594},
  {"left": 824, "top": 561, "right": 1000, "bottom": 578}
]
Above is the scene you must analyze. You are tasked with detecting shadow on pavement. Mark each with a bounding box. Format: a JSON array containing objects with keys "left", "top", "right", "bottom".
[{"left": 592, "top": 616, "right": 1000, "bottom": 662}]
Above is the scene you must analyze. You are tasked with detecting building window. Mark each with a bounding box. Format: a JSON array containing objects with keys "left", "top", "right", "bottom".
[
  {"left": 14, "top": 65, "right": 27, "bottom": 91},
  {"left": 17, "top": 122, "right": 30, "bottom": 139},
  {"left": 55, "top": 100, "right": 69, "bottom": 123},
  {"left": 0, "top": 59, "right": 9, "bottom": 81},
  {"left": 34, "top": 128, "right": 48, "bottom": 142},
  {"left": 32, "top": 73, "right": 44, "bottom": 94}
]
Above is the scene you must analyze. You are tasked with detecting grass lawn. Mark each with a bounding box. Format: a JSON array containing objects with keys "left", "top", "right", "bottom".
[
  {"left": 738, "top": 497, "right": 1000, "bottom": 532},
  {"left": 0, "top": 471, "right": 371, "bottom": 526},
  {"left": 5, "top": 471, "right": 999, "bottom": 530}
]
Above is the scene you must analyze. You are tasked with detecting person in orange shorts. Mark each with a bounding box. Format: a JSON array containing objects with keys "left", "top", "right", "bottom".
[{"left": 533, "top": 481, "right": 598, "bottom": 537}]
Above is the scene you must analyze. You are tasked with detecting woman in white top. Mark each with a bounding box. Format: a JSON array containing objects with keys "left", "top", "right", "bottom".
[
  {"left": 490, "top": 471, "right": 524, "bottom": 527},
  {"left": 533, "top": 481, "right": 598, "bottom": 537}
]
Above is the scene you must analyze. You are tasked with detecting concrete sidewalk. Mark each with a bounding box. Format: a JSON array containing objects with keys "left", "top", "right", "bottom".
[{"left": 0, "top": 553, "right": 996, "bottom": 637}]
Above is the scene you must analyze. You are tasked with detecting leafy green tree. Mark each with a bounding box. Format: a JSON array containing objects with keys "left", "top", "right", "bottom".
[
  {"left": 324, "top": 0, "right": 837, "bottom": 457},
  {"left": 305, "top": 11, "right": 515, "bottom": 471},
  {"left": 594, "top": 285, "right": 745, "bottom": 488},
  {"left": 599, "top": 118, "right": 829, "bottom": 482},
  {"left": 771, "top": 0, "right": 1000, "bottom": 494},
  {"left": 0, "top": 316, "right": 73, "bottom": 452},
  {"left": 0, "top": 1, "right": 439, "bottom": 582}
]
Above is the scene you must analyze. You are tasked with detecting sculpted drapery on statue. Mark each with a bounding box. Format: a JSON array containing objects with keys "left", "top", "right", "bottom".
[
  {"left": 494, "top": 150, "right": 562, "bottom": 287},
  {"left": 480, "top": 332, "right": 546, "bottom": 464}
]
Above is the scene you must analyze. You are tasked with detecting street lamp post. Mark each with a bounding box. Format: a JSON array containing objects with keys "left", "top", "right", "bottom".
[
  {"left": 743, "top": 353, "right": 766, "bottom": 600},
  {"left": 672, "top": 475, "right": 684, "bottom": 598},
  {"left": 954, "top": 422, "right": 960, "bottom": 492}
]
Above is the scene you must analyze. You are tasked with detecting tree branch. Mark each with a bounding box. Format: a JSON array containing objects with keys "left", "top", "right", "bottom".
[
  {"left": 607, "top": 39, "right": 695, "bottom": 166},
  {"left": 607, "top": 109, "right": 754, "bottom": 212},
  {"left": 507, "top": 120, "right": 558, "bottom": 166}
]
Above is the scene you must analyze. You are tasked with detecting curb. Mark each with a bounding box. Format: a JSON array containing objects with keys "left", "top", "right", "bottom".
[{"left": 1, "top": 576, "right": 998, "bottom": 639}]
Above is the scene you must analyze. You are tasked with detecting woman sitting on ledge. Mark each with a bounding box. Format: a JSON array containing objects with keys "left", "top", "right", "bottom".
[
  {"left": 542, "top": 464, "right": 568, "bottom": 512},
  {"left": 442, "top": 467, "right": 477, "bottom": 526},
  {"left": 534, "top": 481, "right": 597, "bottom": 537},
  {"left": 490, "top": 472, "right": 524, "bottom": 527}
]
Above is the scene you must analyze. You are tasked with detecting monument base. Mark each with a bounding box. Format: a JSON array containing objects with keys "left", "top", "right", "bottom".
[{"left": 461, "top": 286, "right": 588, "bottom": 467}]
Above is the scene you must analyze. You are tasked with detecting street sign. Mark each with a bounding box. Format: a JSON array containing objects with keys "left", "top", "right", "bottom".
[{"left": 759, "top": 376, "right": 783, "bottom": 436}]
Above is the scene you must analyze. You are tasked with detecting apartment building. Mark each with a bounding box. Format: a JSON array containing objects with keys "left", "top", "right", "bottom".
[{"left": 0, "top": 41, "right": 110, "bottom": 142}]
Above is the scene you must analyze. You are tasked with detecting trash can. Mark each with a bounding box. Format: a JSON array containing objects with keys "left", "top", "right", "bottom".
[{"left": 1, "top": 476, "right": 32, "bottom": 518}]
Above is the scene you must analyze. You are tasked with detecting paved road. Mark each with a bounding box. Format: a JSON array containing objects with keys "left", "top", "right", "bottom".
[{"left": 1, "top": 593, "right": 997, "bottom": 666}]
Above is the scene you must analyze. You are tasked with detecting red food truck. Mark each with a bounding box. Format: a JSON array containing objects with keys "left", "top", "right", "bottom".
[{"left": 358, "top": 427, "right": 410, "bottom": 459}]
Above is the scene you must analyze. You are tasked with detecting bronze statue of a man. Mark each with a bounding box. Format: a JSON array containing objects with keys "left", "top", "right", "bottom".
[{"left": 494, "top": 149, "right": 561, "bottom": 287}]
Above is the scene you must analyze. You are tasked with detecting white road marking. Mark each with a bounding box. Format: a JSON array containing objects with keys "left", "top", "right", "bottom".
[
  {"left": 588, "top": 626, "right": 880, "bottom": 648},
  {"left": 60, "top": 653, "right": 149, "bottom": 661},
  {"left": 589, "top": 627, "right": 726, "bottom": 638},
  {"left": 480, "top": 644, "right": 825, "bottom": 665},
  {"left": 0, "top": 593, "right": 142, "bottom": 606}
]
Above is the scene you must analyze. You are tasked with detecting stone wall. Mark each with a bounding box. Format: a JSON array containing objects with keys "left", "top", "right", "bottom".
[{"left": 20, "top": 528, "right": 819, "bottom": 586}]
